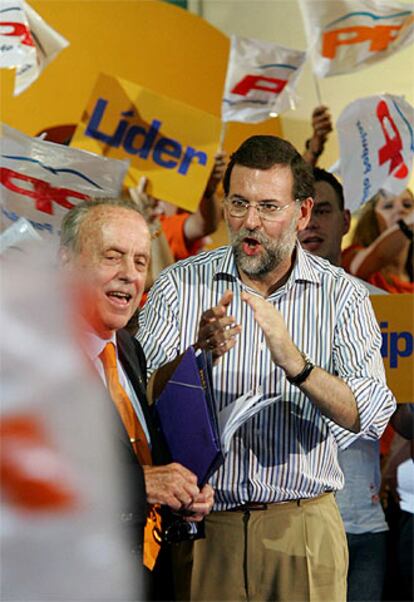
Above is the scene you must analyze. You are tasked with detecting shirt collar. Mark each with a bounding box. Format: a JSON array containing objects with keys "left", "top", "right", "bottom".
[
  {"left": 83, "top": 329, "right": 117, "bottom": 363},
  {"left": 214, "top": 242, "right": 321, "bottom": 291}
]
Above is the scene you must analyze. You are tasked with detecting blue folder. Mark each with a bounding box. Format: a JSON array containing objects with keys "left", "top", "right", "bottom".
[{"left": 154, "top": 346, "right": 224, "bottom": 487}]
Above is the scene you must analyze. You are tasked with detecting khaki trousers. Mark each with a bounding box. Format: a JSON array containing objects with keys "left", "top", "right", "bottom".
[{"left": 173, "top": 493, "right": 348, "bottom": 602}]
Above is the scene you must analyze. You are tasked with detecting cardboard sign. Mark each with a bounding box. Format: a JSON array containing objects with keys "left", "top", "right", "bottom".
[
  {"left": 371, "top": 294, "right": 413, "bottom": 403},
  {"left": 337, "top": 94, "right": 414, "bottom": 212},
  {"left": 221, "top": 35, "right": 306, "bottom": 123},
  {"left": 71, "top": 73, "right": 222, "bottom": 212},
  {"left": 300, "top": 0, "right": 414, "bottom": 77},
  {"left": 0, "top": 123, "right": 129, "bottom": 240}
]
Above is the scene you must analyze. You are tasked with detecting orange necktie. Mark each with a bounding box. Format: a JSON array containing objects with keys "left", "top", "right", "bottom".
[{"left": 100, "top": 342, "right": 161, "bottom": 570}]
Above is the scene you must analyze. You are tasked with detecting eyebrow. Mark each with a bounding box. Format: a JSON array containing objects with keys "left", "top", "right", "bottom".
[
  {"left": 315, "top": 201, "right": 334, "bottom": 209},
  {"left": 104, "top": 247, "right": 150, "bottom": 260},
  {"left": 229, "top": 194, "right": 283, "bottom": 204}
]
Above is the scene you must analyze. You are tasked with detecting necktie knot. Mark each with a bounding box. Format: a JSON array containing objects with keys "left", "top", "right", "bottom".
[{"left": 100, "top": 342, "right": 117, "bottom": 375}]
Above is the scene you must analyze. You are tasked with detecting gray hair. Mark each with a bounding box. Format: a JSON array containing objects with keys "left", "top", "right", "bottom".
[{"left": 60, "top": 197, "right": 144, "bottom": 254}]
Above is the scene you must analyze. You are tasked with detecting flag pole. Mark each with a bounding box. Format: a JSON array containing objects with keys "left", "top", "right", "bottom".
[
  {"left": 313, "top": 73, "right": 323, "bottom": 106},
  {"left": 218, "top": 121, "right": 227, "bottom": 152}
]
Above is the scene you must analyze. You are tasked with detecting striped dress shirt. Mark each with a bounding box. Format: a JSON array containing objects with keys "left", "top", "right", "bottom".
[{"left": 138, "top": 243, "right": 396, "bottom": 511}]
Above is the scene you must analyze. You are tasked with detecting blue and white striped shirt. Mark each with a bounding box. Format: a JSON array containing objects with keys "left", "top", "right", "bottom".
[{"left": 138, "top": 244, "right": 396, "bottom": 510}]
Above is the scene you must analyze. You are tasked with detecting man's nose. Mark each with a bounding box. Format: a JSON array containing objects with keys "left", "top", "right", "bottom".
[
  {"left": 119, "top": 258, "right": 138, "bottom": 281},
  {"left": 305, "top": 213, "right": 319, "bottom": 230},
  {"left": 244, "top": 204, "right": 262, "bottom": 229}
]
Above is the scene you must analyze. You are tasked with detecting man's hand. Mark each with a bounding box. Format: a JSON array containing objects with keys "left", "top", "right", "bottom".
[
  {"left": 143, "top": 463, "right": 200, "bottom": 511},
  {"left": 311, "top": 105, "right": 332, "bottom": 143},
  {"left": 242, "top": 292, "right": 360, "bottom": 431},
  {"left": 129, "top": 176, "right": 162, "bottom": 230},
  {"left": 184, "top": 484, "right": 214, "bottom": 522},
  {"left": 204, "top": 151, "right": 227, "bottom": 199},
  {"left": 303, "top": 106, "right": 333, "bottom": 166},
  {"left": 241, "top": 292, "right": 303, "bottom": 375},
  {"left": 196, "top": 290, "right": 241, "bottom": 362}
]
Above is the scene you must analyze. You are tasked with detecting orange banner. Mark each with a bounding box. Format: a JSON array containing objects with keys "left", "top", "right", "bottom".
[{"left": 371, "top": 293, "right": 413, "bottom": 403}]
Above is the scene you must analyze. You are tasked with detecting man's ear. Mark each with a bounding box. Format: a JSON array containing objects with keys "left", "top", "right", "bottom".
[
  {"left": 297, "top": 197, "right": 314, "bottom": 232},
  {"left": 343, "top": 209, "right": 351, "bottom": 236},
  {"left": 58, "top": 246, "right": 72, "bottom": 268}
]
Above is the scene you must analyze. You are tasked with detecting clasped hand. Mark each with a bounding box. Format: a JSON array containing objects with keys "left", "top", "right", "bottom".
[{"left": 143, "top": 463, "right": 214, "bottom": 521}]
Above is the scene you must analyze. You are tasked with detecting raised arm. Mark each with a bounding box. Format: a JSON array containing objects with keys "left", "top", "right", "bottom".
[
  {"left": 348, "top": 213, "right": 414, "bottom": 280},
  {"left": 241, "top": 291, "right": 360, "bottom": 431},
  {"left": 302, "top": 106, "right": 333, "bottom": 167},
  {"left": 183, "top": 151, "right": 227, "bottom": 242}
]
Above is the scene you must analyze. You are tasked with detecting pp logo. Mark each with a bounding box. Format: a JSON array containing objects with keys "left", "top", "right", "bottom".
[
  {"left": 0, "top": 168, "right": 89, "bottom": 215},
  {"left": 376, "top": 101, "right": 409, "bottom": 180},
  {"left": 230, "top": 74, "right": 288, "bottom": 97}
]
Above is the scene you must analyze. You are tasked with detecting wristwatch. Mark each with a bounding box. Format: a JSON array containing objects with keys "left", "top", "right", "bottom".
[
  {"left": 397, "top": 219, "right": 413, "bottom": 242},
  {"left": 287, "top": 354, "right": 315, "bottom": 386}
]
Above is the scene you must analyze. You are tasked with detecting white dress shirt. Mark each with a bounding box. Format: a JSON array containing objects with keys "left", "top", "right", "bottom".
[{"left": 84, "top": 330, "right": 151, "bottom": 445}]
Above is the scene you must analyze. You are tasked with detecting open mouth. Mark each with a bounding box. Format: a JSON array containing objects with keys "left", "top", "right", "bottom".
[
  {"left": 242, "top": 237, "right": 262, "bottom": 256},
  {"left": 106, "top": 291, "right": 132, "bottom": 306}
]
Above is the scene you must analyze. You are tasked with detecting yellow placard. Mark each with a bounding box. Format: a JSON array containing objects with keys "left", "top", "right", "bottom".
[
  {"left": 371, "top": 294, "right": 414, "bottom": 403},
  {"left": 70, "top": 73, "right": 221, "bottom": 212}
]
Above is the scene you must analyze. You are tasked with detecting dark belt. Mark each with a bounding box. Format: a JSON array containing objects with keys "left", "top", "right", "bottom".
[
  {"left": 228, "top": 492, "right": 333, "bottom": 512},
  {"left": 229, "top": 502, "right": 269, "bottom": 512}
]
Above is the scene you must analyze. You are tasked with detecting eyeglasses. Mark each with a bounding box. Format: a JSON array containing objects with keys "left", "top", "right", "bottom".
[{"left": 224, "top": 197, "right": 300, "bottom": 222}]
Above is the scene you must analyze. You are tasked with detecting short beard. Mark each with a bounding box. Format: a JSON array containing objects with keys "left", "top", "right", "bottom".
[{"left": 229, "top": 221, "right": 297, "bottom": 278}]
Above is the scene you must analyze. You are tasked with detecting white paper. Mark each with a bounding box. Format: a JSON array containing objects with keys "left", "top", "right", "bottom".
[
  {"left": 0, "top": 0, "right": 69, "bottom": 95},
  {"left": 218, "top": 390, "right": 280, "bottom": 454}
]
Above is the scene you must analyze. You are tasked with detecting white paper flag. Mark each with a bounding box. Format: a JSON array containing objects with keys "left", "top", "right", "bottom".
[
  {"left": 0, "top": 0, "right": 69, "bottom": 95},
  {"left": 221, "top": 35, "right": 307, "bottom": 123},
  {"left": 337, "top": 94, "right": 414, "bottom": 212},
  {"left": 300, "top": 0, "right": 414, "bottom": 77},
  {"left": 0, "top": 124, "right": 129, "bottom": 241},
  {"left": 0, "top": 0, "right": 36, "bottom": 68}
]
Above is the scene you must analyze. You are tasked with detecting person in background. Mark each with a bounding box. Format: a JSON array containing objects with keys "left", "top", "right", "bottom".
[
  {"left": 342, "top": 188, "right": 414, "bottom": 293},
  {"left": 302, "top": 105, "right": 333, "bottom": 167},
  {"left": 138, "top": 135, "right": 396, "bottom": 602},
  {"left": 127, "top": 151, "right": 226, "bottom": 322},
  {"left": 130, "top": 151, "right": 226, "bottom": 263},
  {"left": 299, "top": 168, "right": 389, "bottom": 602},
  {"left": 59, "top": 197, "right": 214, "bottom": 600}
]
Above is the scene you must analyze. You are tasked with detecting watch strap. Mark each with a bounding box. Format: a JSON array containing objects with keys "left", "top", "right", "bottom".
[
  {"left": 397, "top": 219, "right": 413, "bottom": 242},
  {"left": 287, "top": 357, "right": 315, "bottom": 386}
]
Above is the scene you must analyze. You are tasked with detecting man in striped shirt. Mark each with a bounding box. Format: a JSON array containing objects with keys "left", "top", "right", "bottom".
[{"left": 138, "top": 136, "right": 396, "bottom": 601}]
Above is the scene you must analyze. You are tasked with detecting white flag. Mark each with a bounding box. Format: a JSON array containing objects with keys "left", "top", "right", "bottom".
[
  {"left": 0, "top": 0, "right": 36, "bottom": 69},
  {"left": 300, "top": 0, "right": 414, "bottom": 77},
  {"left": 336, "top": 95, "right": 414, "bottom": 212},
  {"left": 221, "top": 35, "right": 307, "bottom": 123},
  {"left": 0, "top": 124, "right": 129, "bottom": 241},
  {"left": 0, "top": 0, "right": 69, "bottom": 95}
]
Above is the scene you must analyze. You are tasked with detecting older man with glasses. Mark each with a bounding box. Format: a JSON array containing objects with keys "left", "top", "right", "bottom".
[{"left": 138, "top": 136, "right": 396, "bottom": 602}]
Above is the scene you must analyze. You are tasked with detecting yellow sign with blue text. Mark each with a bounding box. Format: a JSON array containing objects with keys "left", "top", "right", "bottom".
[
  {"left": 71, "top": 73, "right": 222, "bottom": 212},
  {"left": 371, "top": 294, "right": 413, "bottom": 404}
]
